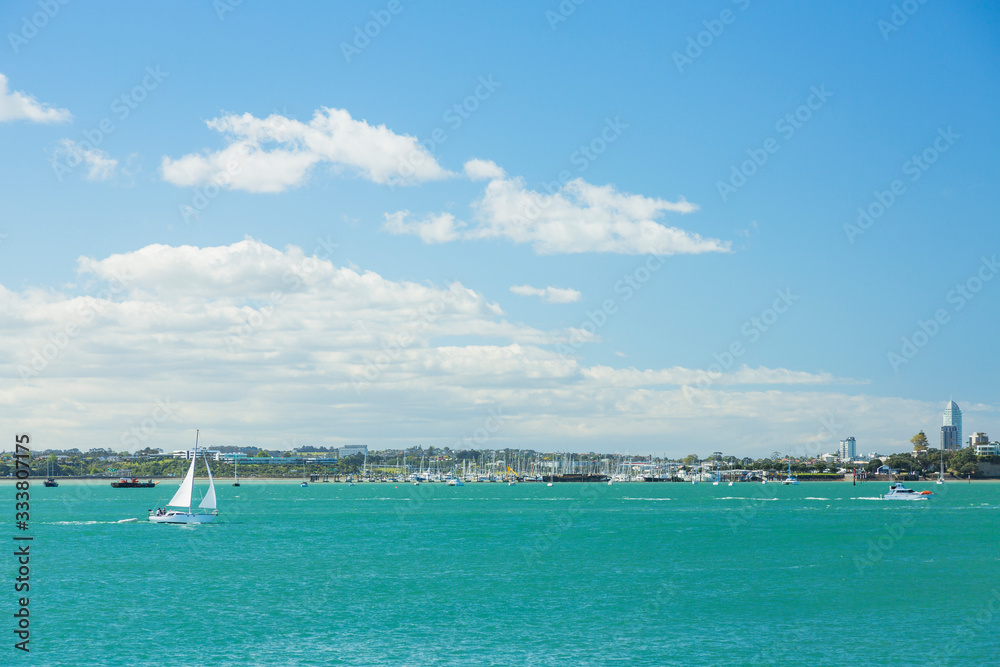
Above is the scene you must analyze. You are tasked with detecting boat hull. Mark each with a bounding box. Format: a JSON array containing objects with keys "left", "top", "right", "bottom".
[{"left": 148, "top": 511, "right": 217, "bottom": 524}]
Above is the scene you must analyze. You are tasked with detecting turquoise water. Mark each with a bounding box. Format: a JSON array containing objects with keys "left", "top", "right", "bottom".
[{"left": 11, "top": 480, "right": 1000, "bottom": 665}]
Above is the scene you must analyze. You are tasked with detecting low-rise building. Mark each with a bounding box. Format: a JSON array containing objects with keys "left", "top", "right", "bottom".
[
  {"left": 340, "top": 444, "right": 367, "bottom": 457},
  {"left": 171, "top": 449, "right": 222, "bottom": 461},
  {"left": 968, "top": 432, "right": 989, "bottom": 449},
  {"left": 974, "top": 442, "right": 1000, "bottom": 456}
]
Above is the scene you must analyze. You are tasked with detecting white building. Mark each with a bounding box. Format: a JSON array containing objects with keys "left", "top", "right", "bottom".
[
  {"left": 975, "top": 442, "right": 1000, "bottom": 456},
  {"left": 968, "top": 432, "right": 989, "bottom": 449},
  {"left": 171, "top": 449, "right": 222, "bottom": 461},
  {"left": 339, "top": 444, "right": 367, "bottom": 457},
  {"left": 839, "top": 437, "right": 856, "bottom": 460}
]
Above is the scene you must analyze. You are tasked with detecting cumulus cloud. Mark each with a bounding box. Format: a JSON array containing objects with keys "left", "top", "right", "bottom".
[
  {"left": 0, "top": 238, "right": 904, "bottom": 456},
  {"left": 387, "top": 159, "right": 731, "bottom": 255},
  {"left": 0, "top": 74, "right": 71, "bottom": 123},
  {"left": 463, "top": 158, "right": 506, "bottom": 181},
  {"left": 510, "top": 284, "right": 581, "bottom": 304},
  {"left": 383, "top": 211, "right": 465, "bottom": 244},
  {"left": 52, "top": 139, "right": 119, "bottom": 181},
  {"left": 160, "top": 108, "right": 453, "bottom": 192}
]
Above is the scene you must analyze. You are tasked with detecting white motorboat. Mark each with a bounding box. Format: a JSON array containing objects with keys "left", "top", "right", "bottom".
[
  {"left": 884, "top": 483, "right": 933, "bottom": 500},
  {"left": 446, "top": 478, "right": 464, "bottom": 486},
  {"left": 149, "top": 430, "right": 218, "bottom": 524}
]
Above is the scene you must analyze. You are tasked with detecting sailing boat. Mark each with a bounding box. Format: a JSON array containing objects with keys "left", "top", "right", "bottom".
[
  {"left": 149, "top": 430, "right": 218, "bottom": 524},
  {"left": 781, "top": 455, "right": 799, "bottom": 485},
  {"left": 936, "top": 449, "right": 945, "bottom": 485},
  {"left": 233, "top": 454, "right": 240, "bottom": 487},
  {"left": 301, "top": 458, "right": 308, "bottom": 487}
]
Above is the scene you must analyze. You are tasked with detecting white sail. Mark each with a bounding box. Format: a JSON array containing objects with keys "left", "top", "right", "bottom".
[
  {"left": 199, "top": 454, "right": 217, "bottom": 510},
  {"left": 168, "top": 455, "right": 197, "bottom": 508}
]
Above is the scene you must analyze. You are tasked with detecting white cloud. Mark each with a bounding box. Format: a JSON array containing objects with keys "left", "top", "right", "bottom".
[
  {"left": 580, "top": 364, "right": 863, "bottom": 388},
  {"left": 52, "top": 139, "right": 119, "bottom": 181},
  {"left": 0, "top": 74, "right": 71, "bottom": 123},
  {"left": 510, "top": 284, "right": 581, "bottom": 304},
  {"left": 388, "top": 160, "right": 731, "bottom": 255},
  {"left": 469, "top": 172, "right": 725, "bottom": 255},
  {"left": 383, "top": 211, "right": 465, "bottom": 244},
  {"left": 464, "top": 158, "right": 505, "bottom": 181},
  {"left": 161, "top": 108, "right": 452, "bottom": 192},
  {"left": 1, "top": 238, "right": 949, "bottom": 457}
]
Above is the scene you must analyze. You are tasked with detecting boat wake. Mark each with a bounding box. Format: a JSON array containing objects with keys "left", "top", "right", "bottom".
[{"left": 51, "top": 520, "right": 124, "bottom": 525}]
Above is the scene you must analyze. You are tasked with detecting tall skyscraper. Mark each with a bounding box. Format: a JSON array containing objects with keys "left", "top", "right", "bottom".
[
  {"left": 839, "top": 437, "right": 856, "bottom": 460},
  {"left": 943, "top": 401, "right": 962, "bottom": 450},
  {"left": 941, "top": 425, "right": 958, "bottom": 451}
]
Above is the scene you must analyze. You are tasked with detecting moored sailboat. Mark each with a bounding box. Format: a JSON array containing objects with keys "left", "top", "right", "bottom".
[
  {"left": 781, "top": 456, "right": 799, "bottom": 485},
  {"left": 149, "top": 430, "right": 218, "bottom": 524}
]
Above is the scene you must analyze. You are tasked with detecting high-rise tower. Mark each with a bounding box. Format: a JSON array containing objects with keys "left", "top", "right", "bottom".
[{"left": 943, "top": 401, "right": 962, "bottom": 450}]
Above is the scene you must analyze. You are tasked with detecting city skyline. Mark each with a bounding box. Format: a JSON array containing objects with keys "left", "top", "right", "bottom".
[{"left": 2, "top": 2, "right": 999, "bottom": 457}]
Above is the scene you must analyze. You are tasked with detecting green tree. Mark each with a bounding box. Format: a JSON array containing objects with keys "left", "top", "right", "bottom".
[
  {"left": 951, "top": 448, "right": 979, "bottom": 477},
  {"left": 255, "top": 450, "right": 270, "bottom": 458},
  {"left": 866, "top": 458, "right": 883, "bottom": 473}
]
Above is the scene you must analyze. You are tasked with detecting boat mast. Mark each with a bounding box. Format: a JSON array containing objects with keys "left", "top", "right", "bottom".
[{"left": 192, "top": 429, "right": 199, "bottom": 514}]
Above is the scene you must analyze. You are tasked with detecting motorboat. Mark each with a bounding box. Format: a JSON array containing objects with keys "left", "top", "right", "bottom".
[{"left": 884, "top": 483, "right": 933, "bottom": 500}]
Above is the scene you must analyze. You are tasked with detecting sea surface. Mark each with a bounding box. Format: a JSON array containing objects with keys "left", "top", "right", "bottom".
[{"left": 8, "top": 479, "right": 1000, "bottom": 666}]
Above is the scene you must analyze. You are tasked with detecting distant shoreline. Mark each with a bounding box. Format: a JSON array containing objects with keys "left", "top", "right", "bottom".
[{"left": 7, "top": 476, "right": 1000, "bottom": 484}]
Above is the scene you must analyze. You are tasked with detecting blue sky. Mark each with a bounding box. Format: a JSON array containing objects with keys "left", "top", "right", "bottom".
[{"left": 2, "top": 1, "right": 998, "bottom": 457}]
